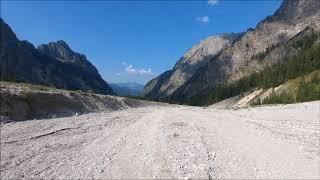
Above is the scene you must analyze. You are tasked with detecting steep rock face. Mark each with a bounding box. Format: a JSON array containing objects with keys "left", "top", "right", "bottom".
[
  {"left": 145, "top": 0, "right": 320, "bottom": 99},
  {"left": 143, "top": 33, "right": 243, "bottom": 99},
  {"left": 270, "top": 0, "right": 320, "bottom": 23},
  {"left": 38, "top": 41, "right": 98, "bottom": 74},
  {"left": 0, "top": 18, "right": 114, "bottom": 95},
  {"left": 178, "top": 0, "right": 320, "bottom": 97},
  {"left": 143, "top": 70, "right": 173, "bottom": 98},
  {"left": 0, "top": 18, "right": 18, "bottom": 45},
  {"left": 172, "top": 27, "right": 320, "bottom": 100}
]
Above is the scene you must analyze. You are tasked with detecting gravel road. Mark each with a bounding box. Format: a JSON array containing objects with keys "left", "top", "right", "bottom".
[{"left": 1, "top": 101, "right": 319, "bottom": 179}]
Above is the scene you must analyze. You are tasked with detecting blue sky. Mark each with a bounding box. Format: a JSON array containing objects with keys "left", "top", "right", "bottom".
[{"left": 2, "top": 0, "right": 282, "bottom": 84}]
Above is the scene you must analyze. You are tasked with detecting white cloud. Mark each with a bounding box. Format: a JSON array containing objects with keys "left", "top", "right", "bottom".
[
  {"left": 121, "top": 61, "right": 127, "bottom": 66},
  {"left": 208, "top": 0, "right": 219, "bottom": 6},
  {"left": 138, "top": 68, "right": 153, "bottom": 75},
  {"left": 115, "top": 73, "right": 121, "bottom": 76},
  {"left": 125, "top": 65, "right": 137, "bottom": 74},
  {"left": 125, "top": 64, "right": 153, "bottom": 76},
  {"left": 196, "top": 16, "right": 210, "bottom": 23}
]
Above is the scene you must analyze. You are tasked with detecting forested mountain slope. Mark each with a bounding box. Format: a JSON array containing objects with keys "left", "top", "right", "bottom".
[
  {"left": 172, "top": 30, "right": 320, "bottom": 106},
  {"left": 143, "top": 0, "right": 320, "bottom": 104}
]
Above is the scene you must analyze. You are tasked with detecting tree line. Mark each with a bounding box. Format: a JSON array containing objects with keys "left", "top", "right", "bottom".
[
  {"left": 168, "top": 31, "right": 320, "bottom": 106},
  {"left": 252, "top": 72, "right": 320, "bottom": 105}
]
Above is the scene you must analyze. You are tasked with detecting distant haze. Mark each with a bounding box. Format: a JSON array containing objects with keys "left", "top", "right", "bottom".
[{"left": 110, "top": 82, "right": 144, "bottom": 96}]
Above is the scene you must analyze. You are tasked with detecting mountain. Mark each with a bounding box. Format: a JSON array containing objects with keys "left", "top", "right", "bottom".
[
  {"left": 143, "top": 0, "right": 320, "bottom": 102},
  {"left": 110, "top": 82, "right": 144, "bottom": 96},
  {"left": 37, "top": 40, "right": 98, "bottom": 74},
  {"left": 0, "top": 18, "right": 114, "bottom": 95},
  {"left": 143, "top": 33, "right": 244, "bottom": 99}
]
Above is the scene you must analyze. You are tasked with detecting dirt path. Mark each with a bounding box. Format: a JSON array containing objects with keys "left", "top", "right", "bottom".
[{"left": 1, "top": 101, "right": 319, "bottom": 179}]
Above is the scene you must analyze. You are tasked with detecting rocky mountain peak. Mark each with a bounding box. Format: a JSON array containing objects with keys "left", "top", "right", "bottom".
[
  {"left": 174, "top": 32, "right": 243, "bottom": 71},
  {"left": 37, "top": 40, "right": 98, "bottom": 73},
  {"left": 265, "top": 0, "right": 320, "bottom": 23},
  {"left": 38, "top": 40, "right": 76, "bottom": 61},
  {"left": 1, "top": 18, "right": 114, "bottom": 95},
  {"left": 143, "top": 32, "right": 243, "bottom": 98},
  {"left": 53, "top": 40, "right": 71, "bottom": 51}
]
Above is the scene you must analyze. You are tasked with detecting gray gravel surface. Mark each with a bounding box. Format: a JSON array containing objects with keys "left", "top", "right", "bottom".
[{"left": 1, "top": 101, "right": 319, "bottom": 179}]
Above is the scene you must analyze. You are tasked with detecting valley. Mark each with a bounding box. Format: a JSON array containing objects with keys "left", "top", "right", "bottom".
[
  {"left": 1, "top": 101, "right": 319, "bottom": 179},
  {"left": 1, "top": 0, "right": 320, "bottom": 179}
]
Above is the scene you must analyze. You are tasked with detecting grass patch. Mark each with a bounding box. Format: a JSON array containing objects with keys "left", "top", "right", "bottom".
[{"left": 252, "top": 70, "right": 320, "bottom": 105}]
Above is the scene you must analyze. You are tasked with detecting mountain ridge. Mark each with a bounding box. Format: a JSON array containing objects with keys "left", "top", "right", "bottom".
[
  {"left": 0, "top": 18, "right": 115, "bottom": 95},
  {"left": 143, "top": 0, "right": 320, "bottom": 101},
  {"left": 37, "top": 40, "right": 98, "bottom": 74},
  {"left": 143, "top": 32, "right": 244, "bottom": 99}
]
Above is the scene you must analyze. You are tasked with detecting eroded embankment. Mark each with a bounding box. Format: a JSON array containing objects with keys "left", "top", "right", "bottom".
[{"left": 0, "top": 81, "right": 160, "bottom": 122}]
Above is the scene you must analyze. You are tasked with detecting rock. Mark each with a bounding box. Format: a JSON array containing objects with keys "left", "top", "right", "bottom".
[
  {"left": 37, "top": 40, "right": 98, "bottom": 74},
  {"left": 143, "top": 33, "right": 244, "bottom": 99}
]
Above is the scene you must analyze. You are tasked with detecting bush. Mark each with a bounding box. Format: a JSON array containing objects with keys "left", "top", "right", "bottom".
[{"left": 296, "top": 77, "right": 320, "bottom": 102}]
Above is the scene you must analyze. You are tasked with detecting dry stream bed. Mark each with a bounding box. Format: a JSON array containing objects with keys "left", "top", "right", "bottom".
[{"left": 1, "top": 101, "right": 319, "bottom": 179}]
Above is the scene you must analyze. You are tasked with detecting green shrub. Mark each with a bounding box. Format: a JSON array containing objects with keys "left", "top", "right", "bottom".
[{"left": 168, "top": 32, "right": 320, "bottom": 106}]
